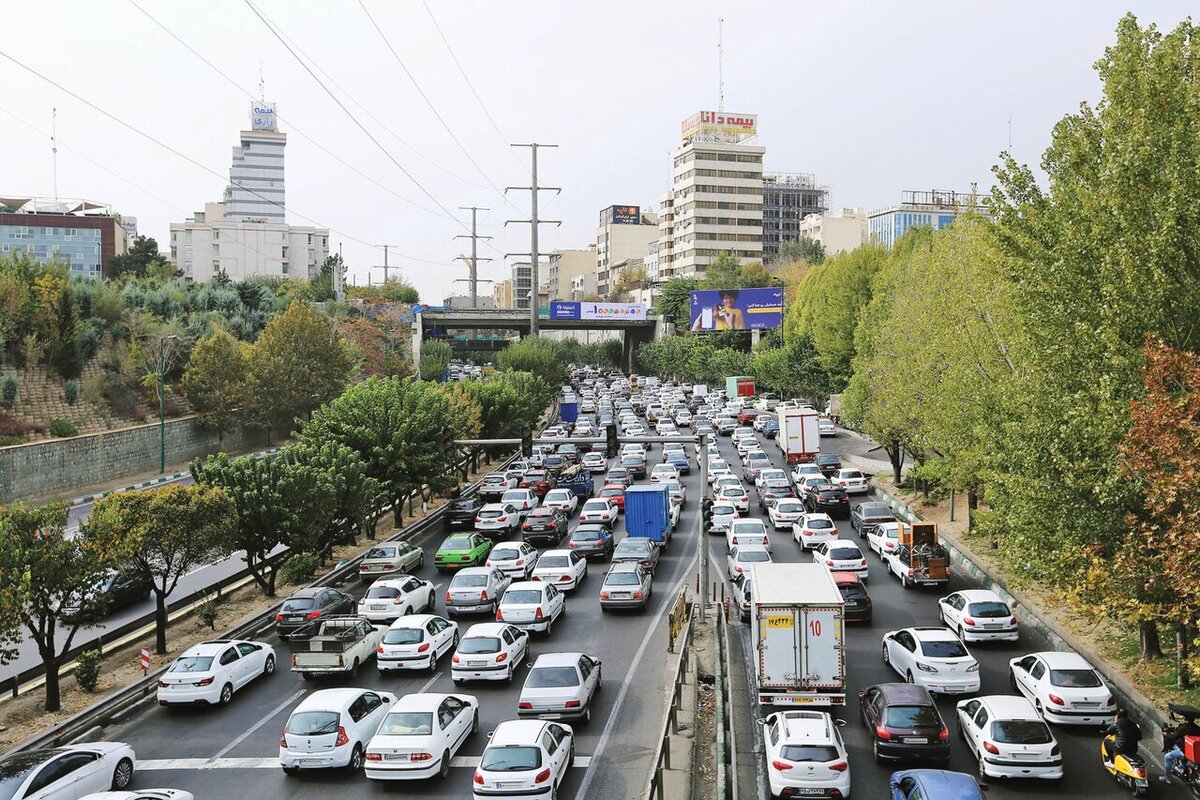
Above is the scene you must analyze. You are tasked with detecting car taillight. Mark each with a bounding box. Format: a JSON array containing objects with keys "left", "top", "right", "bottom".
[
  {"left": 474, "top": 771, "right": 485, "bottom": 784},
  {"left": 565, "top": 700, "right": 581, "bottom": 708},
  {"left": 496, "top": 607, "right": 504, "bottom": 621},
  {"left": 771, "top": 759, "right": 793, "bottom": 771},
  {"left": 633, "top": 592, "right": 644, "bottom": 599},
  {"left": 963, "top": 617, "right": 976, "bottom": 626},
  {"left": 568, "top": 541, "right": 575, "bottom": 547},
  {"left": 518, "top": 701, "right": 533, "bottom": 710},
  {"left": 452, "top": 655, "right": 460, "bottom": 663},
  {"left": 535, "top": 607, "right": 544, "bottom": 619},
  {"left": 534, "top": 767, "right": 552, "bottom": 784},
  {"left": 1106, "top": 695, "right": 1116, "bottom": 706},
  {"left": 417, "top": 642, "right": 431, "bottom": 653},
  {"left": 803, "top": 530, "right": 812, "bottom": 536},
  {"left": 516, "top": 559, "right": 525, "bottom": 566},
  {"left": 495, "top": 651, "right": 508, "bottom": 663},
  {"left": 546, "top": 522, "right": 557, "bottom": 529},
  {"left": 359, "top": 564, "right": 368, "bottom": 571},
  {"left": 1048, "top": 693, "right": 1065, "bottom": 705},
  {"left": 481, "top": 591, "right": 489, "bottom": 602},
  {"left": 600, "top": 592, "right": 609, "bottom": 599},
  {"left": 475, "top": 517, "right": 482, "bottom": 524},
  {"left": 829, "top": 761, "right": 848, "bottom": 772},
  {"left": 335, "top": 726, "right": 350, "bottom": 747},
  {"left": 860, "top": 560, "right": 867, "bottom": 566},
  {"left": 982, "top": 740, "right": 999, "bottom": 754},
  {"left": 1050, "top": 744, "right": 1061, "bottom": 756},
  {"left": 365, "top": 752, "right": 382, "bottom": 761},
  {"left": 290, "top": 655, "right": 297, "bottom": 667},
  {"left": 938, "top": 727, "right": 949, "bottom": 742},
  {"left": 280, "top": 730, "right": 288, "bottom": 747},
  {"left": 907, "top": 569, "right": 914, "bottom": 577},
  {"left": 1009, "top": 616, "right": 1018, "bottom": 625},
  {"left": 305, "top": 610, "right": 322, "bottom": 620},
  {"left": 498, "top": 516, "right": 507, "bottom": 522},
  {"left": 275, "top": 614, "right": 284, "bottom": 622},
  {"left": 558, "top": 575, "right": 570, "bottom": 582},
  {"left": 195, "top": 676, "right": 214, "bottom": 686},
  {"left": 734, "top": 566, "right": 743, "bottom": 573}
]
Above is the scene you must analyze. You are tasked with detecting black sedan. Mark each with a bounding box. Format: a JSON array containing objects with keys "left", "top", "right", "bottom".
[
  {"left": 274, "top": 586, "right": 356, "bottom": 637},
  {"left": 858, "top": 683, "right": 951, "bottom": 765},
  {"left": 815, "top": 452, "right": 842, "bottom": 476},
  {"left": 61, "top": 569, "right": 152, "bottom": 620},
  {"left": 445, "top": 497, "right": 484, "bottom": 531},
  {"left": 805, "top": 484, "right": 850, "bottom": 517},
  {"left": 522, "top": 506, "right": 569, "bottom": 546}
]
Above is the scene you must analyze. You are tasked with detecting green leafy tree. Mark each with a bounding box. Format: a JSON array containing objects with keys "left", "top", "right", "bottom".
[
  {"left": 497, "top": 337, "right": 566, "bottom": 388},
  {"left": 109, "top": 236, "right": 171, "bottom": 280},
  {"left": 750, "top": 335, "right": 835, "bottom": 408},
  {"left": 183, "top": 325, "right": 251, "bottom": 444},
  {"left": 420, "top": 339, "right": 453, "bottom": 380},
  {"left": 0, "top": 503, "right": 121, "bottom": 711},
  {"left": 85, "top": 484, "right": 236, "bottom": 654},
  {"left": 348, "top": 278, "right": 420, "bottom": 304},
  {"left": 287, "top": 440, "right": 383, "bottom": 543},
  {"left": 700, "top": 253, "right": 742, "bottom": 289},
  {"left": 779, "top": 236, "right": 825, "bottom": 265},
  {"left": 247, "top": 300, "right": 360, "bottom": 438},
  {"left": 654, "top": 277, "right": 699, "bottom": 330}
]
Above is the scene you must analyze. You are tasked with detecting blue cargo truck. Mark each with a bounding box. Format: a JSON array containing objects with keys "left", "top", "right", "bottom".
[
  {"left": 624, "top": 484, "right": 671, "bottom": 547},
  {"left": 559, "top": 400, "right": 579, "bottom": 423}
]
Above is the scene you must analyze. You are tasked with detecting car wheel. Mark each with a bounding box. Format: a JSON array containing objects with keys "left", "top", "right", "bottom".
[
  {"left": 472, "top": 710, "right": 480, "bottom": 735},
  {"left": 403, "top": 606, "right": 413, "bottom": 616},
  {"left": 263, "top": 655, "right": 276, "bottom": 676},
  {"left": 111, "top": 757, "right": 134, "bottom": 789},
  {"left": 347, "top": 744, "right": 364, "bottom": 771},
  {"left": 427, "top": 592, "right": 436, "bottom": 612},
  {"left": 977, "top": 754, "right": 987, "bottom": 778},
  {"left": 301, "top": 672, "right": 315, "bottom": 681},
  {"left": 582, "top": 705, "right": 591, "bottom": 723},
  {"left": 1009, "top": 670, "right": 1019, "bottom": 692},
  {"left": 881, "top": 643, "right": 890, "bottom": 665},
  {"left": 219, "top": 682, "right": 233, "bottom": 705},
  {"left": 505, "top": 664, "right": 514, "bottom": 683},
  {"left": 873, "top": 739, "right": 884, "bottom": 763},
  {"left": 1034, "top": 699, "right": 1045, "bottom": 718},
  {"left": 438, "top": 749, "right": 452, "bottom": 780},
  {"left": 428, "top": 651, "right": 438, "bottom": 672},
  {"left": 349, "top": 657, "right": 360, "bottom": 678},
  {"left": 905, "top": 671, "right": 915, "bottom": 684},
  {"left": 453, "top": 678, "right": 464, "bottom": 686}
]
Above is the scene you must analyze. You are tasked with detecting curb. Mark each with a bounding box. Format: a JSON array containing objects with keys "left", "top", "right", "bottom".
[{"left": 865, "top": 482, "right": 1169, "bottom": 762}]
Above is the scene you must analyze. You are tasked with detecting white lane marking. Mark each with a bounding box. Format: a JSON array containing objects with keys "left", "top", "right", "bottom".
[
  {"left": 138, "top": 756, "right": 592, "bottom": 770},
  {"left": 415, "top": 669, "right": 442, "bottom": 694},
  {"left": 574, "top": 550, "right": 698, "bottom": 799},
  {"left": 210, "top": 688, "right": 305, "bottom": 760}
]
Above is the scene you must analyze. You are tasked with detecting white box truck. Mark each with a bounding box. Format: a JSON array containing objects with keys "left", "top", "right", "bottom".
[
  {"left": 778, "top": 408, "right": 821, "bottom": 464},
  {"left": 750, "top": 563, "right": 845, "bottom": 706}
]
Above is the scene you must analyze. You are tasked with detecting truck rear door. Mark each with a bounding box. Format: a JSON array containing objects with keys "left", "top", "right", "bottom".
[
  {"left": 758, "top": 606, "right": 801, "bottom": 688},
  {"left": 800, "top": 607, "right": 843, "bottom": 689}
]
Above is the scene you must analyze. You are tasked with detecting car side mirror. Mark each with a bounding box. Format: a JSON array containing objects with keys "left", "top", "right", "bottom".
[
  {"left": 835, "top": 718, "right": 846, "bottom": 727},
  {"left": 889, "top": 781, "right": 900, "bottom": 790}
]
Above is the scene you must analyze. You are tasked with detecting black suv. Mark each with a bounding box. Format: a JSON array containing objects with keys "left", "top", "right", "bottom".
[
  {"left": 815, "top": 452, "right": 842, "bottom": 476},
  {"left": 858, "top": 683, "right": 950, "bottom": 765},
  {"left": 445, "top": 497, "right": 484, "bottom": 531},
  {"left": 274, "top": 587, "right": 356, "bottom": 637},
  {"left": 61, "top": 569, "right": 152, "bottom": 620},
  {"left": 806, "top": 484, "right": 850, "bottom": 517},
  {"left": 522, "top": 506, "right": 569, "bottom": 546}
]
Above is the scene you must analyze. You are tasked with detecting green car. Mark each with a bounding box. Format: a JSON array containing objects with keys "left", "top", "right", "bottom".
[{"left": 435, "top": 533, "right": 492, "bottom": 572}]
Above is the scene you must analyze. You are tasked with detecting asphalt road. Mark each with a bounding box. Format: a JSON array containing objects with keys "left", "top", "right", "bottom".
[{"left": 103, "top": 410, "right": 702, "bottom": 799}]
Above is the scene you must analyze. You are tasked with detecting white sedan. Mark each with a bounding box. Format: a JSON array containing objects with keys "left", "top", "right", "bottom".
[
  {"left": 709, "top": 502, "right": 740, "bottom": 533},
  {"left": 579, "top": 498, "right": 618, "bottom": 525},
  {"left": 486, "top": 542, "right": 539, "bottom": 580},
  {"left": 357, "top": 576, "right": 437, "bottom": 623},
  {"left": 832, "top": 468, "right": 869, "bottom": 494},
  {"left": 718, "top": 485, "right": 750, "bottom": 513},
  {"left": 80, "top": 792, "right": 192, "bottom": 800},
  {"left": 156, "top": 639, "right": 275, "bottom": 706},
  {"left": 937, "top": 589, "right": 1018, "bottom": 642},
  {"left": 365, "top": 693, "right": 479, "bottom": 781},
  {"left": 473, "top": 720, "right": 574, "bottom": 800},
  {"left": 377, "top": 614, "right": 460, "bottom": 673},
  {"left": 1008, "top": 651, "right": 1115, "bottom": 725},
  {"left": 727, "top": 545, "right": 773, "bottom": 580},
  {"left": 812, "top": 539, "right": 869, "bottom": 581},
  {"left": 793, "top": 513, "right": 838, "bottom": 549},
  {"left": 497, "top": 582, "right": 566, "bottom": 635},
  {"left": 650, "top": 463, "right": 680, "bottom": 483},
  {"left": 768, "top": 498, "right": 807, "bottom": 531},
  {"left": 518, "top": 652, "right": 602, "bottom": 722},
  {"left": 1, "top": 743, "right": 137, "bottom": 799},
  {"left": 542, "top": 489, "right": 579, "bottom": 515},
  {"left": 881, "top": 627, "right": 981, "bottom": 695},
  {"left": 452, "top": 622, "right": 530, "bottom": 683},
  {"left": 531, "top": 549, "right": 589, "bottom": 591},
  {"left": 956, "top": 695, "right": 1063, "bottom": 780},
  {"left": 866, "top": 521, "right": 900, "bottom": 558}
]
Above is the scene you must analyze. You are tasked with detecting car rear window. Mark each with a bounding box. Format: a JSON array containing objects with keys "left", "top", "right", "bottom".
[
  {"left": 829, "top": 548, "right": 862, "bottom": 560},
  {"left": 280, "top": 598, "right": 315, "bottom": 612},
  {"left": 807, "top": 518, "right": 833, "bottom": 529},
  {"left": 492, "top": 547, "right": 522, "bottom": 560},
  {"left": 365, "top": 586, "right": 400, "bottom": 599},
  {"left": 884, "top": 705, "right": 941, "bottom": 728},
  {"left": 1049, "top": 668, "right": 1103, "bottom": 688},
  {"left": 991, "top": 720, "right": 1052, "bottom": 744},
  {"left": 919, "top": 640, "right": 969, "bottom": 659},
  {"left": 606, "top": 572, "right": 641, "bottom": 586},
  {"left": 481, "top": 744, "right": 543, "bottom": 772},
  {"left": 504, "top": 590, "right": 543, "bottom": 605},
  {"left": 966, "top": 601, "right": 1011, "bottom": 618},
  {"left": 365, "top": 547, "right": 397, "bottom": 559},
  {"left": 287, "top": 711, "right": 340, "bottom": 736},
  {"left": 739, "top": 550, "right": 771, "bottom": 563},
  {"left": 572, "top": 530, "right": 601, "bottom": 541},
  {"left": 441, "top": 538, "right": 473, "bottom": 551},
  {"left": 172, "top": 655, "right": 214, "bottom": 672},
  {"left": 452, "top": 574, "right": 488, "bottom": 588},
  {"left": 479, "top": 509, "right": 503, "bottom": 518},
  {"left": 780, "top": 745, "right": 840, "bottom": 763},
  {"left": 538, "top": 556, "right": 569, "bottom": 568},
  {"left": 526, "top": 667, "right": 581, "bottom": 688},
  {"left": 382, "top": 628, "right": 424, "bottom": 645},
  {"left": 377, "top": 712, "right": 433, "bottom": 736},
  {"left": 458, "top": 637, "right": 501, "bottom": 654}
]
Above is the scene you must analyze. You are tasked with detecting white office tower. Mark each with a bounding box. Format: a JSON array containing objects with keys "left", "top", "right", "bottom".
[{"left": 223, "top": 101, "right": 286, "bottom": 224}]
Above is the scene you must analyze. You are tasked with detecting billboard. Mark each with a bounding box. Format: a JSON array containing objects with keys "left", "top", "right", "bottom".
[
  {"left": 689, "top": 287, "right": 783, "bottom": 331},
  {"left": 250, "top": 101, "right": 278, "bottom": 132},
  {"left": 611, "top": 205, "right": 640, "bottom": 225},
  {"left": 550, "top": 301, "right": 648, "bottom": 321},
  {"left": 680, "top": 110, "right": 757, "bottom": 142}
]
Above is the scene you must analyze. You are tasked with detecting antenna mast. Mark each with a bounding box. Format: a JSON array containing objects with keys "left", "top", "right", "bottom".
[
  {"left": 718, "top": 17, "right": 725, "bottom": 111},
  {"left": 51, "top": 107, "right": 59, "bottom": 202}
]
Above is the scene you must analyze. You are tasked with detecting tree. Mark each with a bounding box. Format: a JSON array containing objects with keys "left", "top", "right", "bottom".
[
  {"left": 420, "top": 339, "right": 453, "bottom": 380},
  {"left": 779, "top": 236, "right": 825, "bottom": 265},
  {"left": 247, "top": 300, "right": 360, "bottom": 438},
  {"left": 497, "top": 337, "right": 566, "bottom": 388},
  {"left": 750, "top": 335, "right": 835, "bottom": 408},
  {"left": 700, "top": 253, "right": 742, "bottom": 290},
  {"left": 109, "top": 235, "right": 172, "bottom": 280},
  {"left": 348, "top": 277, "right": 420, "bottom": 304},
  {"left": 288, "top": 440, "right": 382, "bottom": 544},
  {"left": 0, "top": 503, "right": 121, "bottom": 711},
  {"left": 183, "top": 325, "right": 251, "bottom": 444},
  {"left": 609, "top": 264, "right": 649, "bottom": 301},
  {"left": 85, "top": 484, "right": 236, "bottom": 654},
  {"left": 654, "top": 277, "right": 698, "bottom": 330}
]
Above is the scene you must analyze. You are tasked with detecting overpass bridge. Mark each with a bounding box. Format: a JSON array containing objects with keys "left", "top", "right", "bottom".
[{"left": 411, "top": 308, "right": 667, "bottom": 375}]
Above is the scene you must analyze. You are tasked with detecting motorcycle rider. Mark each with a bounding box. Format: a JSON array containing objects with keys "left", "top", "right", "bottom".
[
  {"left": 1161, "top": 714, "right": 1200, "bottom": 783},
  {"left": 1104, "top": 708, "right": 1143, "bottom": 765}
]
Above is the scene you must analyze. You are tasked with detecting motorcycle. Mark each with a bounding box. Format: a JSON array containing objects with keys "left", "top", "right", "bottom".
[
  {"left": 1163, "top": 703, "right": 1200, "bottom": 798},
  {"left": 1103, "top": 732, "right": 1151, "bottom": 797}
]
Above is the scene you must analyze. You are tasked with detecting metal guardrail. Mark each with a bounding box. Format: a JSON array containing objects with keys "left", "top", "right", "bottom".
[
  {"left": 1, "top": 449, "right": 520, "bottom": 758},
  {"left": 643, "top": 602, "right": 695, "bottom": 800},
  {"left": 715, "top": 605, "right": 737, "bottom": 800}
]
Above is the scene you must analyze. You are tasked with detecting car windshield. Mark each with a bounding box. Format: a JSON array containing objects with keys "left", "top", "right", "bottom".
[
  {"left": 829, "top": 548, "right": 861, "bottom": 560},
  {"left": 1049, "top": 668, "right": 1104, "bottom": 688},
  {"left": 721, "top": 488, "right": 744, "bottom": 497},
  {"left": 441, "top": 538, "right": 474, "bottom": 551},
  {"left": 807, "top": 518, "right": 833, "bottom": 529},
  {"left": 365, "top": 586, "right": 400, "bottom": 599},
  {"left": 365, "top": 547, "right": 397, "bottom": 559},
  {"left": 377, "top": 712, "right": 433, "bottom": 736},
  {"left": 382, "top": 628, "right": 424, "bottom": 645},
  {"left": 538, "top": 556, "right": 569, "bottom": 568},
  {"left": 482, "top": 746, "right": 542, "bottom": 772},
  {"left": 966, "top": 601, "right": 1011, "bottom": 618},
  {"left": 0, "top": 754, "right": 45, "bottom": 800},
  {"left": 458, "top": 637, "right": 501, "bottom": 654},
  {"left": 287, "top": 711, "right": 340, "bottom": 736},
  {"left": 606, "top": 572, "right": 642, "bottom": 586},
  {"left": 600, "top": 489, "right": 622, "bottom": 498},
  {"left": 884, "top": 705, "right": 941, "bottom": 728},
  {"left": 504, "top": 590, "right": 543, "bottom": 605},
  {"left": 452, "top": 574, "right": 488, "bottom": 588},
  {"left": 739, "top": 550, "right": 771, "bottom": 563},
  {"left": 779, "top": 745, "right": 840, "bottom": 763},
  {"left": 616, "top": 541, "right": 650, "bottom": 555},
  {"left": 991, "top": 720, "right": 1053, "bottom": 744},
  {"left": 526, "top": 666, "right": 581, "bottom": 688},
  {"left": 171, "top": 655, "right": 214, "bottom": 672},
  {"left": 280, "top": 597, "right": 315, "bottom": 612},
  {"left": 919, "top": 640, "right": 969, "bottom": 659}
]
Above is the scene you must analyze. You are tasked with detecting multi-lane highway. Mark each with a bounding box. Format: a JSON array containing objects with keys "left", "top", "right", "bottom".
[{"left": 84, "top": 397, "right": 1178, "bottom": 800}]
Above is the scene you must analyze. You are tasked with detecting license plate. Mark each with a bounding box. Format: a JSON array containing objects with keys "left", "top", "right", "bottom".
[
  {"left": 1073, "top": 702, "right": 1099, "bottom": 709},
  {"left": 469, "top": 660, "right": 486, "bottom": 668},
  {"left": 903, "top": 737, "right": 928, "bottom": 744},
  {"left": 1136, "top": 779, "right": 1149, "bottom": 787},
  {"left": 795, "top": 789, "right": 825, "bottom": 796},
  {"left": 385, "top": 754, "right": 408, "bottom": 761},
  {"left": 371, "top": 604, "right": 387, "bottom": 611},
  {"left": 1013, "top": 753, "right": 1041, "bottom": 761},
  {"left": 538, "top": 713, "right": 561, "bottom": 720},
  {"left": 613, "top": 593, "right": 630, "bottom": 599}
]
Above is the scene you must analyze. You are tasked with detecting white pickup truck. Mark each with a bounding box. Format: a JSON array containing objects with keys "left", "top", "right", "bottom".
[{"left": 287, "top": 615, "right": 385, "bottom": 680}]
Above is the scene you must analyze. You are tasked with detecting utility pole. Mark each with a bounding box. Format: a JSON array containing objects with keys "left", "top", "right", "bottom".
[
  {"left": 507, "top": 143, "right": 560, "bottom": 336},
  {"left": 455, "top": 206, "right": 493, "bottom": 308},
  {"left": 698, "top": 431, "right": 709, "bottom": 622},
  {"left": 372, "top": 244, "right": 400, "bottom": 285}
]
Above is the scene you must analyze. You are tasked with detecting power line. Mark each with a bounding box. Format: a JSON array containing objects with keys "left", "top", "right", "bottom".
[
  {"left": 123, "top": 0, "right": 454, "bottom": 223},
  {"left": 421, "top": 0, "right": 525, "bottom": 169},
  {"left": 243, "top": 0, "right": 474, "bottom": 238}
]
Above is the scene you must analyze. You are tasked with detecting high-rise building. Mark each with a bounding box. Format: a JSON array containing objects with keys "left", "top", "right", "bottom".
[
  {"left": 662, "top": 111, "right": 764, "bottom": 277},
  {"left": 511, "top": 262, "right": 533, "bottom": 310},
  {"left": 868, "top": 190, "right": 981, "bottom": 249},
  {"left": 656, "top": 190, "right": 675, "bottom": 282},
  {"left": 798, "top": 208, "right": 869, "bottom": 256},
  {"left": 762, "top": 173, "right": 828, "bottom": 263},
  {"left": 493, "top": 279, "right": 514, "bottom": 309},
  {"left": 0, "top": 196, "right": 131, "bottom": 278},
  {"left": 546, "top": 247, "right": 596, "bottom": 300},
  {"left": 223, "top": 101, "right": 286, "bottom": 224},
  {"left": 595, "top": 205, "right": 659, "bottom": 289}
]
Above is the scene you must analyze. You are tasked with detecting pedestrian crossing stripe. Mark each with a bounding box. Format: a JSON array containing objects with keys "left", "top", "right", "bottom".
[{"left": 138, "top": 756, "right": 592, "bottom": 770}]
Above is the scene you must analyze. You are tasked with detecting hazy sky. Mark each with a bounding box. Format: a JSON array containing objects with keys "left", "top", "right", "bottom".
[{"left": 1, "top": 1, "right": 1191, "bottom": 300}]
